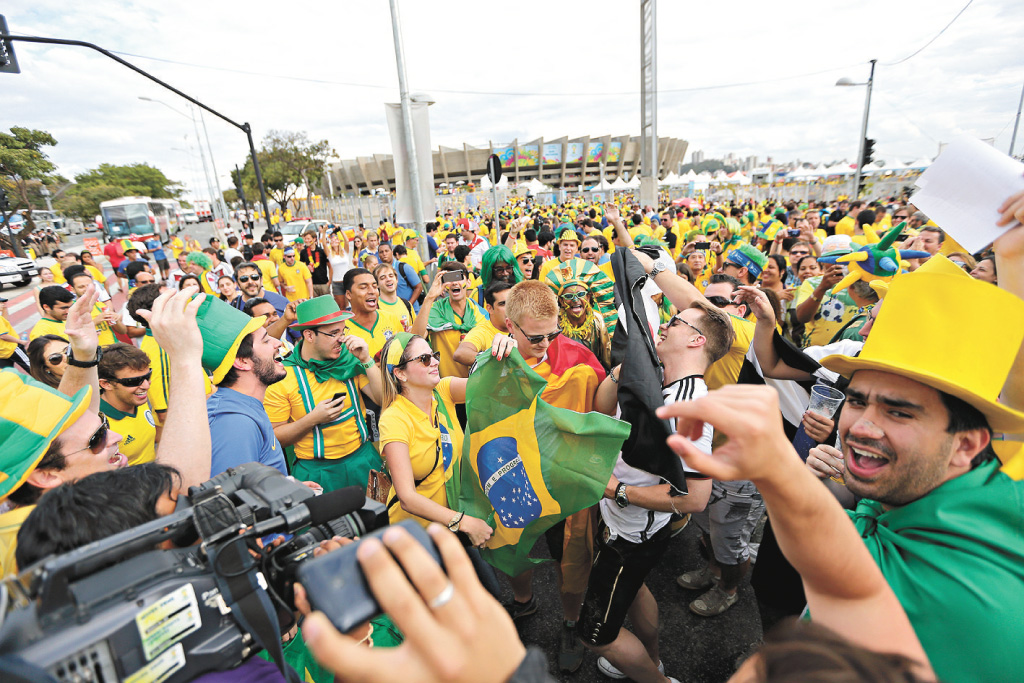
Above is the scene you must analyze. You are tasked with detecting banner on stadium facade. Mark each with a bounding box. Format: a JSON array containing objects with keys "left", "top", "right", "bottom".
[
  {"left": 496, "top": 147, "right": 515, "bottom": 168},
  {"left": 607, "top": 141, "right": 622, "bottom": 163},
  {"left": 542, "top": 143, "right": 562, "bottom": 165},
  {"left": 566, "top": 143, "right": 584, "bottom": 164},
  {"left": 587, "top": 142, "right": 604, "bottom": 163},
  {"left": 517, "top": 145, "right": 539, "bottom": 167}
]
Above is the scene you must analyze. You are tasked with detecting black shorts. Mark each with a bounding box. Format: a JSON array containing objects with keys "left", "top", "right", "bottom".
[{"left": 578, "top": 521, "right": 671, "bottom": 647}]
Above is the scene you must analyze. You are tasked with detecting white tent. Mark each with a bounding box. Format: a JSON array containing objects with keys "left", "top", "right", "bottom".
[
  {"left": 588, "top": 178, "right": 614, "bottom": 192},
  {"left": 683, "top": 169, "right": 699, "bottom": 180},
  {"left": 729, "top": 171, "right": 752, "bottom": 186},
  {"left": 480, "top": 174, "right": 509, "bottom": 190},
  {"left": 610, "top": 177, "right": 629, "bottom": 190},
  {"left": 524, "top": 177, "right": 552, "bottom": 194},
  {"left": 625, "top": 175, "right": 642, "bottom": 189},
  {"left": 824, "top": 163, "right": 854, "bottom": 175},
  {"left": 659, "top": 171, "right": 683, "bottom": 186}
]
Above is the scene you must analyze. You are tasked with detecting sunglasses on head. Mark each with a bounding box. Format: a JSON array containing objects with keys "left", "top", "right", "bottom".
[
  {"left": 512, "top": 321, "right": 561, "bottom": 344},
  {"left": 399, "top": 351, "right": 441, "bottom": 367},
  {"left": 107, "top": 370, "right": 153, "bottom": 387},
  {"left": 67, "top": 413, "right": 110, "bottom": 457},
  {"left": 706, "top": 295, "right": 733, "bottom": 308},
  {"left": 237, "top": 275, "right": 258, "bottom": 283}
]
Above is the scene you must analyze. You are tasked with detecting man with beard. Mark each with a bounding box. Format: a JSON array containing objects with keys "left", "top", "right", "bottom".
[
  {"left": 233, "top": 261, "right": 290, "bottom": 318},
  {"left": 198, "top": 296, "right": 291, "bottom": 476},
  {"left": 266, "top": 296, "right": 383, "bottom": 491}
]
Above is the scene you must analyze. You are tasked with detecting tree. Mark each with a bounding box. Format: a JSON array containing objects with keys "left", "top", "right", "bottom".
[
  {"left": 0, "top": 127, "right": 58, "bottom": 257},
  {"left": 236, "top": 130, "right": 335, "bottom": 214},
  {"left": 55, "top": 163, "right": 184, "bottom": 223}
]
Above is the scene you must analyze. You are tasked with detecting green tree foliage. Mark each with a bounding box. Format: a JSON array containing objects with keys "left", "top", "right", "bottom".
[
  {"left": 236, "top": 130, "right": 335, "bottom": 213},
  {"left": 56, "top": 163, "right": 183, "bottom": 222},
  {"left": 0, "top": 127, "right": 58, "bottom": 256}
]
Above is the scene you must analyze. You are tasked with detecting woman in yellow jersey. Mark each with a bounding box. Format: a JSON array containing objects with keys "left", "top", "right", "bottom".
[{"left": 378, "top": 332, "right": 512, "bottom": 546}]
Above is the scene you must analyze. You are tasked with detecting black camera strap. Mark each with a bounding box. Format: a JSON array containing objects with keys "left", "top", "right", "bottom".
[{"left": 208, "top": 537, "right": 300, "bottom": 683}]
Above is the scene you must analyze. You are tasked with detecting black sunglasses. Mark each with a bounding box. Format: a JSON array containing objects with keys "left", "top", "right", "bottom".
[
  {"left": 706, "top": 295, "right": 733, "bottom": 308},
  {"left": 46, "top": 352, "right": 67, "bottom": 365},
  {"left": 512, "top": 321, "right": 561, "bottom": 344},
  {"left": 237, "top": 275, "right": 258, "bottom": 283},
  {"left": 580, "top": 247, "right": 601, "bottom": 254},
  {"left": 67, "top": 414, "right": 110, "bottom": 456},
  {"left": 106, "top": 370, "right": 152, "bottom": 387},
  {"left": 399, "top": 351, "right": 441, "bottom": 367}
]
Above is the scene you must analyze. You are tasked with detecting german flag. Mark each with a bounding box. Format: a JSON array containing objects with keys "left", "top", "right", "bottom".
[{"left": 459, "top": 351, "right": 629, "bottom": 576}]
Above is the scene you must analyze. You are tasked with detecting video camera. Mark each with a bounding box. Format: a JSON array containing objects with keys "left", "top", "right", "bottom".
[{"left": 0, "top": 463, "right": 386, "bottom": 683}]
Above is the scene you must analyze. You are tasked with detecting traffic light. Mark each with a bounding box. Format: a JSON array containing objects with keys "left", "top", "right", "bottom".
[
  {"left": 0, "top": 16, "right": 21, "bottom": 74},
  {"left": 861, "top": 138, "right": 876, "bottom": 167},
  {"left": 0, "top": 186, "right": 9, "bottom": 212}
]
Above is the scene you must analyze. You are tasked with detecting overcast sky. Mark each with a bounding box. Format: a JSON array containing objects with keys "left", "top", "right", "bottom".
[{"left": 4, "top": 0, "right": 1023, "bottom": 201}]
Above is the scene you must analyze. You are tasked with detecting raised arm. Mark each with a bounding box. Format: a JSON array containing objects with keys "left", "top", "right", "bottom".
[
  {"left": 605, "top": 202, "right": 633, "bottom": 249},
  {"left": 58, "top": 282, "right": 101, "bottom": 412},
  {"left": 658, "top": 386, "right": 932, "bottom": 676}
]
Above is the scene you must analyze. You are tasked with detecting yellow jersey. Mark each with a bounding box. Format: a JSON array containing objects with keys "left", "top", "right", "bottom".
[
  {"left": 278, "top": 261, "right": 313, "bottom": 302},
  {"left": 380, "top": 377, "right": 462, "bottom": 527},
  {"left": 0, "top": 505, "right": 34, "bottom": 577},
  {"left": 265, "top": 367, "right": 371, "bottom": 460},
  {"left": 253, "top": 258, "right": 279, "bottom": 293},
  {"left": 346, "top": 310, "right": 406, "bottom": 361},
  {"left": 0, "top": 316, "right": 17, "bottom": 359},
  {"left": 462, "top": 320, "right": 502, "bottom": 356},
  {"left": 29, "top": 317, "right": 66, "bottom": 342},
  {"left": 378, "top": 298, "right": 415, "bottom": 331},
  {"left": 140, "top": 331, "right": 213, "bottom": 413},
  {"left": 93, "top": 302, "right": 117, "bottom": 347},
  {"left": 705, "top": 315, "right": 755, "bottom": 391},
  {"left": 100, "top": 398, "right": 156, "bottom": 466},
  {"left": 400, "top": 252, "right": 427, "bottom": 279}
]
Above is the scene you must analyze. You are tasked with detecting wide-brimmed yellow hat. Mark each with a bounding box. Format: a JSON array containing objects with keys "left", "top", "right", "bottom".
[
  {"left": 869, "top": 253, "right": 967, "bottom": 299},
  {"left": 822, "top": 272, "right": 1024, "bottom": 433}
]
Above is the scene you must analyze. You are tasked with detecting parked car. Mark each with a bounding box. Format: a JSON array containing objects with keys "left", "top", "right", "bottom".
[
  {"left": 182, "top": 209, "right": 199, "bottom": 224},
  {"left": 279, "top": 218, "right": 330, "bottom": 238},
  {"left": 0, "top": 253, "right": 36, "bottom": 289}
]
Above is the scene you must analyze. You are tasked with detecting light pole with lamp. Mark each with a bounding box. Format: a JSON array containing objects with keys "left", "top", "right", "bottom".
[{"left": 836, "top": 58, "right": 876, "bottom": 200}]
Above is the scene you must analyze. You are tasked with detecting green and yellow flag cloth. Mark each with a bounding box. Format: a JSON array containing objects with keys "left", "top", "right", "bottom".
[{"left": 459, "top": 350, "right": 629, "bottom": 576}]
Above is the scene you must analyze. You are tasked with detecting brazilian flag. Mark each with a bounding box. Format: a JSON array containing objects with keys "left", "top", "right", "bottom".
[{"left": 459, "top": 351, "right": 630, "bottom": 576}]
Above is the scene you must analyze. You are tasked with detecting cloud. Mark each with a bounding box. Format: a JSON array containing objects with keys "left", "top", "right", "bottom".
[{"left": 4, "top": 0, "right": 1022, "bottom": 202}]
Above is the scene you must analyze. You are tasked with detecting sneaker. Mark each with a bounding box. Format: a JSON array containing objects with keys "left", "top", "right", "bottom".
[
  {"left": 504, "top": 595, "right": 538, "bottom": 621},
  {"left": 689, "top": 585, "right": 739, "bottom": 617},
  {"left": 558, "top": 620, "right": 585, "bottom": 673},
  {"left": 597, "top": 656, "right": 664, "bottom": 679},
  {"left": 675, "top": 564, "right": 717, "bottom": 590}
]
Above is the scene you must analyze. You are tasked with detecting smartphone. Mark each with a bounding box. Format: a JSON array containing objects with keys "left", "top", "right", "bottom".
[
  {"left": 787, "top": 229, "right": 801, "bottom": 237},
  {"left": 297, "top": 520, "right": 443, "bottom": 634},
  {"left": 332, "top": 391, "right": 346, "bottom": 402},
  {"left": 694, "top": 241, "right": 711, "bottom": 250},
  {"left": 441, "top": 270, "right": 463, "bottom": 284}
]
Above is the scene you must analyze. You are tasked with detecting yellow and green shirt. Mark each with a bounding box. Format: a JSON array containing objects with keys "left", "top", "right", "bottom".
[
  {"left": 346, "top": 310, "right": 406, "bottom": 361},
  {"left": 100, "top": 398, "right": 156, "bottom": 466},
  {"left": 29, "top": 317, "right": 67, "bottom": 342},
  {"left": 278, "top": 261, "right": 313, "bottom": 302},
  {"left": 0, "top": 316, "right": 18, "bottom": 359}
]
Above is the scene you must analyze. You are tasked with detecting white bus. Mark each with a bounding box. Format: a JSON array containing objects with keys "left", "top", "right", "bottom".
[{"left": 98, "top": 197, "right": 181, "bottom": 242}]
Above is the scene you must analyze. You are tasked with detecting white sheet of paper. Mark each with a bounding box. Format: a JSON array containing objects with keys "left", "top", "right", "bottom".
[{"left": 910, "top": 137, "right": 1024, "bottom": 253}]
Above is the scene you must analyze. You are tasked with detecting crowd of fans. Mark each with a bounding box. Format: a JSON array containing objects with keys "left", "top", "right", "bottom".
[{"left": 1, "top": 185, "right": 1022, "bottom": 683}]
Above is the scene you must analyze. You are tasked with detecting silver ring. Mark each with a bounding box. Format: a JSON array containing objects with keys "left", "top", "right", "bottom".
[{"left": 428, "top": 581, "right": 455, "bottom": 609}]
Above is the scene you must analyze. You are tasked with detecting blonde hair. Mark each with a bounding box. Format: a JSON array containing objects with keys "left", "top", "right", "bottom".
[
  {"left": 689, "top": 300, "right": 735, "bottom": 365},
  {"left": 379, "top": 333, "right": 420, "bottom": 410},
  {"left": 505, "top": 280, "right": 557, "bottom": 326}
]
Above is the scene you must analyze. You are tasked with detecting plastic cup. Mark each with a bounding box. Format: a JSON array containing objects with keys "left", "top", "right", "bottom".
[{"left": 807, "top": 384, "right": 845, "bottom": 418}]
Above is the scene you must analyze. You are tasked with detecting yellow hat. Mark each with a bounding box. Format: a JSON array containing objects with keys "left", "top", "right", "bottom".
[
  {"left": 822, "top": 273, "right": 1024, "bottom": 432},
  {"left": 403, "top": 229, "right": 420, "bottom": 242},
  {"left": 868, "top": 253, "right": 966, "bottom": 299},
  {"left": 512, "top": 242, "right": 535, "bottom": 260}
]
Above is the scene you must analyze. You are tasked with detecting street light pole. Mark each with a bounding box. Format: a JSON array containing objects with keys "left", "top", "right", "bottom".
[
  {"left": 388, "top": 0, "right": 429, "bottom": 262},
  {"left": 1009, "top": 79, "right": 1024, "bottom": 158},
  {"left": 837, "top": 59, "right": 876, "bottom": 200},
  {"left": 197, "top": 107, "right": 231, "bottom": 229}
]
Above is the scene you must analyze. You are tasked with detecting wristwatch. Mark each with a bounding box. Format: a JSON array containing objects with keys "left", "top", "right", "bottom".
[
  {"left": 614, "top": 483, "right": 630, "bottom": 509},
  {"left": 447, "top": 511, "right": 465, "bottom": 532},
  {"left": 648, "top": 262, "right": 666, "bottom": 280},
  {"left": 65, "top": 345, "right": 102, "bottom": 368}
]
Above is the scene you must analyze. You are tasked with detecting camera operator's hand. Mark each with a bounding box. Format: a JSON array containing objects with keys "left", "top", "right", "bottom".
[
  {"left": 460, "top": 515, "right": 493, "bottom": 548},
  {"left": 302, "top": 524, "right": 527, "bottom": 683}
]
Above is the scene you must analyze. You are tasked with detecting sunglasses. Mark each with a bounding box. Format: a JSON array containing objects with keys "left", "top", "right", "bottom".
[
  {"left": 705, "top": 295, "right": 733, "bottom": 308},
  {"left": 106, "top": 370, "right": 153, "bottom": 387},
  {"left": 894, "top": 214, "right": 908, "bottom": 220},
  {"left": 66, "top": 414, "right": 110, "bottom": 457},
  {"left": 399, "top": 351, "right": 441, "bottom": 367},
  {"left": 668, "top": 316, "right": 704, "bottom": 336},
  {"left": 560, "top": 291, "right": 588, "bottom": 303},
  {"left": 46, "top": 352, "right": 67, "bottom": 365},
  {"left": 580, "top": 247, "right": 601, "bottom": 254},
  {"left": 512, "top": 321, "right": 561, "bottom": 344},
  {"left": 237, "top": 275, "right": 258, "bottom": 283}
]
